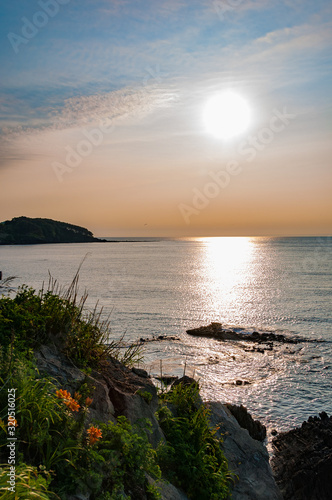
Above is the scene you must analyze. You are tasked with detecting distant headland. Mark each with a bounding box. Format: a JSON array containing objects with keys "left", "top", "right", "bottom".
[{"left": 0, "top": 216, "right": 107, "bottom": 245}]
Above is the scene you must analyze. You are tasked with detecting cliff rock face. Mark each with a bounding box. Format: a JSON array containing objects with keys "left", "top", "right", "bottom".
[
  {"left": 208, "top": 402, "right": 282, "bottom": 500},
  {"left": 272, "top": 412, "right": 332, "bottom": 499},
  {"left": 35, "top": 345, "right": 281, "bottom": 500},
  {"left": 0, "top": 216, "right": 104, "bottom": 244}
]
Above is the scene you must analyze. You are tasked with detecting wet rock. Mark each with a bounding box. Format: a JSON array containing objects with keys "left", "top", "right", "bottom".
[
  {"left": 272, "top": 412, "right": 332, "bottom": 500},
  {"left": 208, "top": 402, "right": 282, "bottom": 500},
  {"left": 186, "top": 322, "right": 310, "bottom": 345},
  {"left": 235, "top": 379, "right": 250, "bottom": 385},
  {"left": 225, "top": 404, "right": 267, "bottom": 441},
  {"left": 139, "top": 335, "right": 180, "bottom": 343}
]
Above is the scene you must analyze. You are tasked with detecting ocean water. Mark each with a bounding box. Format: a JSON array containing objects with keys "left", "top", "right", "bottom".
[{"left": 1, "top": 236, "right": 331, "bottom": 439}]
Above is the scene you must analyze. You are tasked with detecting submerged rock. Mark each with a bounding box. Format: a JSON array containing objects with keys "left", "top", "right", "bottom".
[{"left": 271, "top": 412, "right": 332, "bottom": 500}]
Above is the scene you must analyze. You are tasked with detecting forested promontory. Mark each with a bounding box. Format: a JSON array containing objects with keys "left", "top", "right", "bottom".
[{"left": 0, "top": 216, "right": 105, "bottom": 244}]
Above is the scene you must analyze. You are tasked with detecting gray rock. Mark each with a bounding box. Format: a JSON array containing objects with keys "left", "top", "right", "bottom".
[
  {"left": 145, "top": 476, "right": 189, "bottom": 500},
  {"left": 132, "top": 367, "right": 149, "bottom": 378},
  {"left": 226, "top": 403, "right": 267, "bottom": 441},
  {"left": 35, "top": 344, "right": 85, "bottom": 388},
  {"left": 102, "top": 357, "right": 165, "bottom": 447},
  {"left": 85, "top": 373, "right": 116, "bottom": 424},
  {"left": 158, "top": 481, "right": 189, "bottom": 500},
  {"left": 35, "top": 344, "right": 116, "bottom": 424},
  {"left": 208, "top": 402, "right": 282, "bottom": 500}
]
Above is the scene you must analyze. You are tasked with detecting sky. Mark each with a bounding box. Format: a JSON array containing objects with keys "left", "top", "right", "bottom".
[{"left": 0, "top": 0, "right": 331, "bottom": 236}]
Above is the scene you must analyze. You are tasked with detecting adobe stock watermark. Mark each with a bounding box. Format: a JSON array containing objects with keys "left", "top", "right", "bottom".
[
  {"left": 212, "top": 0, "right": 244, "bottom": 21},
  {"left": 178, "top": 107, "right": 296, "bottom": 224},
  {"left": 143, "top": 64, "right": 168, "bottom": 86},
  {"left": 8, "top": 0, "right": 71, "bottom": 54},
  {"left": 7, "top": 388, "right": 17, "bottom": 494}
]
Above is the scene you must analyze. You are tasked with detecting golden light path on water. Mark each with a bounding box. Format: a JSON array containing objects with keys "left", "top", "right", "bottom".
[
  {"left": 198, "top": 237, "right": 256, "bottom": 316},
  {"left": 147, "top": 237, "right": 294, "bottom": 439}
]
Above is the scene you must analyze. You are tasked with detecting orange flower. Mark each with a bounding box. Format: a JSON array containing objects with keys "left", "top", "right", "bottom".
[
  {"left": 65, "top": 399, "right": 80, "bottom": 412},
  {"left": 8, "top": 419, "right": 18, "bottom": 428},
  {"left": 74, "top": 392, "right": 82, "bottom": 401},
  {"left": 56, "top": 389, "right": 71, "bottom": 400},
  {"left": 56, "top": 388, "right": 80, "bottom": 411},
  {"left": 85, "top": 397, "right": 93, "bottom": 407},
  {"left": 87, "top": 426, "right": 102, "bottom": 445}
]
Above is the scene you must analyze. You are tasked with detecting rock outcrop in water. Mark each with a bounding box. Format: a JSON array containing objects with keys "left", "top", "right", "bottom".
[
  {"left": 186, "top": 322, "right": 309, "bottom": 348},
  {"left": 271, "top": 412, "right": 332, "bottom": 500},
  {"left": 35, "top": 344, "right": 282, "bottom": 500}
]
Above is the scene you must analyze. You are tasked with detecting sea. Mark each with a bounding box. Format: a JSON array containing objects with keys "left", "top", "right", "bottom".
[{"left": 1, "top": 236, "right": 331, "bottom": 443}]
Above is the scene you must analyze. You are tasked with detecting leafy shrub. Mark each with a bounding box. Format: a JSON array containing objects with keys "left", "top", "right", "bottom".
[
  {"left": 70, "top": 416, "right": 161, "bottom": 500},
  {"left": 156, "top": 382, "right": 232, "bottom": 500}
]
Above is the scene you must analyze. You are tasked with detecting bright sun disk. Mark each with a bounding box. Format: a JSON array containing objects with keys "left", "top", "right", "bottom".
[{"left": 203, "top": 91, "right": 251, "bottom": 140}]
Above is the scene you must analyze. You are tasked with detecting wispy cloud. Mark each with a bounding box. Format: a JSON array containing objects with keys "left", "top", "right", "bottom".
[{"left": 1, "top": 84, "right": 178, "bottom": 138}]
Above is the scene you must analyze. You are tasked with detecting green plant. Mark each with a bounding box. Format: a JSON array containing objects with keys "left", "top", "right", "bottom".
[
  {"left": 0, "top": 358, "right": 81, "bottom": 472},
  {"left": 66, "top": 416, "right": 161, "bottom": 500},
  {"left": 137, "top": 390, "right": 153, "bottom": 404},
  {"left": 0, "top": 463, "right": 58, "bottom": 499},
  {"left": 156, "top": 383, "right": 232, "bottom": 500},
  {"left": 0, "top": 270, "right": 143, "bottom": 369}
]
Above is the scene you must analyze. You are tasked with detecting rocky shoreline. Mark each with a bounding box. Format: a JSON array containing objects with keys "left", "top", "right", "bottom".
[
  {"left": 34, "top": 333, "right": 331, "bottom": 499},
  {"left": 35, "top": 344, "right": 282, "bottom": 499}
]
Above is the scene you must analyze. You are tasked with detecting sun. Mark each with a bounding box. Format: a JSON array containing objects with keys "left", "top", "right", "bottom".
[{"left": 203, "top": 91, "right": 251, "bottom": 140}]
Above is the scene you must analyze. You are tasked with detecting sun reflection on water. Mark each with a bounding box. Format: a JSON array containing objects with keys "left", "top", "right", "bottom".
[{"left": 196, "top": 237, "right": 257, "bottom": 320}]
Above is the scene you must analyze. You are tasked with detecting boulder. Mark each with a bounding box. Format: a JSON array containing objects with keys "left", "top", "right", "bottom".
[
  {"left": 271, "top": 412, "right": 332, "bottom": 499},
  {"left": 208, "top": 402, "right": 282, "bottom": 500},
  {"left": 225, "top": 404, "right": 267, "bottom": 441},
  {"left": 35, "top": 344, "right": 86, "bottom": 388}
]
